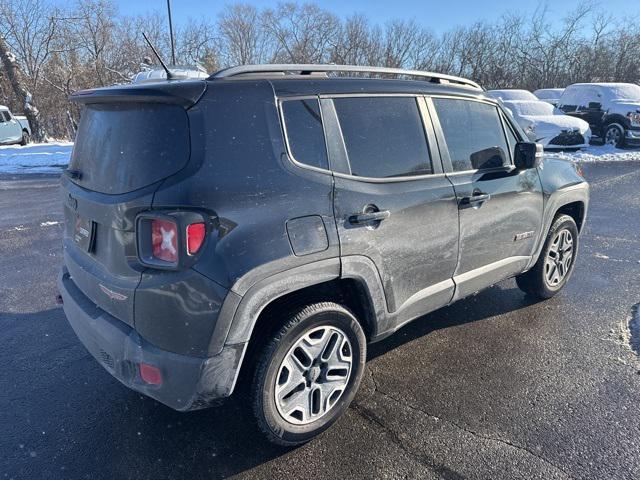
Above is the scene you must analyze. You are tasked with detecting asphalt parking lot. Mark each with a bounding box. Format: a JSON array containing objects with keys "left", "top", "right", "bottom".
[{"left": 1, "top": 161, "right": 639, "bottom": 479}]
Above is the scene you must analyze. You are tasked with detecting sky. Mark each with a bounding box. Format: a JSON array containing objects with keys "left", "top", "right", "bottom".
[{"left": 111, "top": 0, "right": 637, "bottom": 33}]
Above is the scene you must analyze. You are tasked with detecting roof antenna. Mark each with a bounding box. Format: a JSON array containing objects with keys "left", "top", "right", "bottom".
[
  {"left": 167, "top": 0, "right": 176, "bottom": 66},
  {"left": 141, "top": 31, "right": 174, "bottom": 80}
]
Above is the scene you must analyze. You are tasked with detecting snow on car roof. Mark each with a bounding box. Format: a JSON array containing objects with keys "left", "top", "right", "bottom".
[
  {"left": 534, "top": 88, "right": 564, "bottom": 99},
  {"left": 503, "top": 100, "right": 555, "bottom": 116},
  {"left": 560, "top": 83, "right": 640, "bottom": 106},
  {"left": 486, "top": 89, "right": 538, "bottom": 101}
]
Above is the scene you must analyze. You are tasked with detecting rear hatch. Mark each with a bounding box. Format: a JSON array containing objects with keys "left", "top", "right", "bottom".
[{"left": 62, "top": 80, "right": 206, "bottom": 326}]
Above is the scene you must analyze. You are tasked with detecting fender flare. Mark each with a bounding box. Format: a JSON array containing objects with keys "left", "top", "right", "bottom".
[
  {"left": 602, "top": 113, "right": 630, "bottom": 131},
  {"left": 525, "top": 183, "right": 589, "bottom": 270},
  {"left": 208, "top": 258, "right": 341, "bottom": 354},
  {"left": 208, "top": 254, "right": 392, "bottom": 355}
]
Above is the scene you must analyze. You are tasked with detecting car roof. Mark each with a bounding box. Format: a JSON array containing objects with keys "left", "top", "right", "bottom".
[
  {"left": 567, "top": 82, "right": 635, "bottom": 88},
  {"left": 208, "top": 64, "right": 486, "bottom": 99},
  {"left": 0, "top": 105, "right": 8, "bottom": 110},
  {"left": 258, "top": 76, "right": 489, "bottom": 99}
]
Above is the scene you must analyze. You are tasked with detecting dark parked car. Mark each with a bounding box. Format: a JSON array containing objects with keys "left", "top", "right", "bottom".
[
  {"left": 58, "top": 64, "right": 589, "bottom": 446},
  {"left": 557, "top": 82, "right": 640, "bottom": 147}
]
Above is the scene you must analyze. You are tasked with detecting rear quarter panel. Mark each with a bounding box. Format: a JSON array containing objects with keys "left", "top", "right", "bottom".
[{"left": 151, "top": 80, "right": 339, "bottom": 295}]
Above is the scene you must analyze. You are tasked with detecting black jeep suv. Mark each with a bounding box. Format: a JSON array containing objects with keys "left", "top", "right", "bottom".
[{"left": 58, "top": 64, "right": 589, "bottom": 445}]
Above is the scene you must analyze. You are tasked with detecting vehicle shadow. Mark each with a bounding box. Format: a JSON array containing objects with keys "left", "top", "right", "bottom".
[
  {"left": 368, "top": 282, "right": 540, "bottom": 361},
  {"left": 1, "top": 282, "right": 541, "bottom": 479}
]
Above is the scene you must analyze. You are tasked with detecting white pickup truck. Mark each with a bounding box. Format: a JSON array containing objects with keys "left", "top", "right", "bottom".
[{"left": 0, "top": 105, "right": 31, "bottom": 145}]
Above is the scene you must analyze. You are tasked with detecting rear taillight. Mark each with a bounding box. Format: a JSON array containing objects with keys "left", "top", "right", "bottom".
[
  {"left": 187, "top": 222, "right": 206, "bottom": 255},
  {"left": 138, "top": 213, "right": 208, "bottom": 268},
  {"left": 139, "top": 363, "right": 162, "bottom": 385},
  {"left": 151, "top": 219, "right": 178, "bottom": 263}
]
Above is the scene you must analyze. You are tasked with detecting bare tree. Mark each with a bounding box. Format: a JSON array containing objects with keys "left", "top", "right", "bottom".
[
  {"left": 218, "top": 4, "right": 271, "bottom": 65},
  {"left": 0, "top": 34, "right": 48, "bottom": 141},
  {"left": 2, "top": 0, "right": 640, "bottom": 141}
]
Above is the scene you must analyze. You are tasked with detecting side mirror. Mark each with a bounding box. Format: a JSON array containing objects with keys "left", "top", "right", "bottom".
[
  {"left": 587, "top": 101, "right": 602, "bottom": 110},
  {"left": 470, "top": 146, "right": 507, "bottom": 170},
  {"left": 514, "top": 141, "right": 542, "bottom": 170}
]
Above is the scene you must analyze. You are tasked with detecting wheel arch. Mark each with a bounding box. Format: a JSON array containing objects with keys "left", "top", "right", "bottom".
[
  {"left": 556, "top": 200, "right": 586, "bottom": 233},
  {"left": 526, "top": 182, "right": 590, "bottom": 270},
  {"left": 216, "top": 258, "right": 381, "bottom": 353},
  {"left": 602, "top": 113, "right": 630, "bottom": 131},
  {"left": 227, "top": 265, "right": 380, "bottom": 394}
]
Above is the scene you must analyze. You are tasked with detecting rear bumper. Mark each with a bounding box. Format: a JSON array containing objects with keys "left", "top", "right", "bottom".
[{"left": 58, "top": 268, "right": 246, "bottom": 411}]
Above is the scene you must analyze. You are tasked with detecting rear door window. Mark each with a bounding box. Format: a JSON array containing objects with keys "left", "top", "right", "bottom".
[
  {"left": 281, "top": 98, "right": 328, "bottom": 170},
  {"left": 432, "top": 98, "right": 510, "bottom": 171},
  {"left": 333, "top": 97, "right": 432, "bottom": 178}
]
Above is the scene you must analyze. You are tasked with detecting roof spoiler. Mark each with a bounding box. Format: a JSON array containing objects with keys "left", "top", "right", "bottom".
[
  {"left": 69, "top": 81, "right": 206, "bottom": 108},
  {"left": 209, "top": 64, "right": 482, "bottom": 90}
]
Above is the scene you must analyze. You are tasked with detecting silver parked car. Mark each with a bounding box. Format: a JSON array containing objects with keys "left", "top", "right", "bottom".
[
  {"left": 534, "top": 88, "right": 565, "bottom": 106},
  {"left": 0, "top": 106, "right": 31, "bottom": 145}
]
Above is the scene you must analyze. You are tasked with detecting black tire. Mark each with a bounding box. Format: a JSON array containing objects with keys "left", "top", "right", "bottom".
[
  {"left": 516, "top": 214, "right": 579, "bottom": 299},
  {"left": 251, "top": 302, "right": 366, "bottom": 446},
  {"left": 603, "top": 123, "right": 625, "bottom": 148},
  {"left": 20, "top": 130, "right": 30, "bottom": 146}
]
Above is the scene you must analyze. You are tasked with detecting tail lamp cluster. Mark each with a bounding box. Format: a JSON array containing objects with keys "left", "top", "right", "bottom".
[{"left": 137, "top": 212, "right": 208, "bottom": 269}]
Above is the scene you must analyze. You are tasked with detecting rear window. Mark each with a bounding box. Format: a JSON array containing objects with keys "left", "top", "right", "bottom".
[
  {"left": 69, "top": 103, "right": 189, "bottom": 194},
  {"left": 333, "top": 97, "right": 432, "bottom": 178},
  {"left": 504, "top": 100, "right": 555, "bottom": 116},
  {"left": 281, "top": 99, "right": 328, "bottom": 170},
  {"left": 433, "top": 98, "right": 510, "bottom": 171}
]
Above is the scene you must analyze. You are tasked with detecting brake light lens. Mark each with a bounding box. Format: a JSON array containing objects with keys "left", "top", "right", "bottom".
[
  {"left": 187, "top": 222, "right": 206, "bottom": 255},
  {"left": 139, "top": 363, "right": 162, "bottom": 385},
  {"left": 151, "top": 219, "right": 178, "bottom": 263}
]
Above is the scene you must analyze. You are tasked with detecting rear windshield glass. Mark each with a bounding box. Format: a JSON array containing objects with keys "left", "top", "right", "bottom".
[
  {"left": 487, "top": 90, "right": 537, "bottom": 101},
  {"left": 504, "top": 100, "right": 555, "bottom": 116},
  {"left": 69, "top": 103, "right": 189, "bottom": 194}
]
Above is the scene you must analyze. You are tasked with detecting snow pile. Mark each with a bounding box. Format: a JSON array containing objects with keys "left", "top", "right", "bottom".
[
  {"left": 0, "top": 142, "right": 638, "bottom": 175},
  {"left": 0, "top": 142, "right": 73, "bottom": 173},
  {"left": 546, "top": 145, "right": 640, "bottom": 163}
]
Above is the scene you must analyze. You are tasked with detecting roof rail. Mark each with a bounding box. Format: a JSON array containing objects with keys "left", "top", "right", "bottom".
[{"left": 209, "top": 64, "right": 482, "bottom": 90}]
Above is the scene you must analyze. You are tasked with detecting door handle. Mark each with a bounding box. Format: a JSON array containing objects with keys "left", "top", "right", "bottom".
[
  {"left": 460, "top": 192, "right": 491, "bottom": 208},
  {"left": 349, "top": 210, "right": 391, "bottom": 224},
  {"left": 468, "top": 193, "right": 490, "bottom": 203}
]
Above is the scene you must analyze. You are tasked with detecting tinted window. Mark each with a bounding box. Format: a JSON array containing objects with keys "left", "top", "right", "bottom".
[
  {"left": 333, "top": 97, "right": 432, "bottom": 178},
  {"left": 281, "top": 99, "right": 328, "bottom": 170},
  {"left": 433, "top": 98, "right": 510, "bottom": 171},
  {"left": 0, "top": 112, "right": 7, "bottom": 122},
  {"left": 70, "top": 103, "right": 190, "bottom": 194}
]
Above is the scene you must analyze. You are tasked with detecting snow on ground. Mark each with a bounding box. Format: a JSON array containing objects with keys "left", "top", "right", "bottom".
[
  {"left": 546, "top": 144, "right": 640, "bottom": 162},
  {"left": 0, "top": 142, "right": 73, "bottom": 174},
  {"left": 0, "top": 142, "right": 638, "bottom": 175}
]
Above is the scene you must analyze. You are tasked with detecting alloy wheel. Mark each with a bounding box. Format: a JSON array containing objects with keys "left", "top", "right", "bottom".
[
  {"left": 275, "top": 325, "right": 353, "bottom": 425},
  {"left": 545, "top": 228, "right": 574, "bottom": 287},
  {"left": 605, "top": 126, "right": 622, "bottom": 146}
]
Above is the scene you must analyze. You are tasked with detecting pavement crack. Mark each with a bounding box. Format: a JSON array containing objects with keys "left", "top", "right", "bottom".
[
  {"left": 351, "top": 402, "right": 465, "bottom": 480},
  {"left": 360, "top": 367, "right": 574, "bottom": 479}
]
